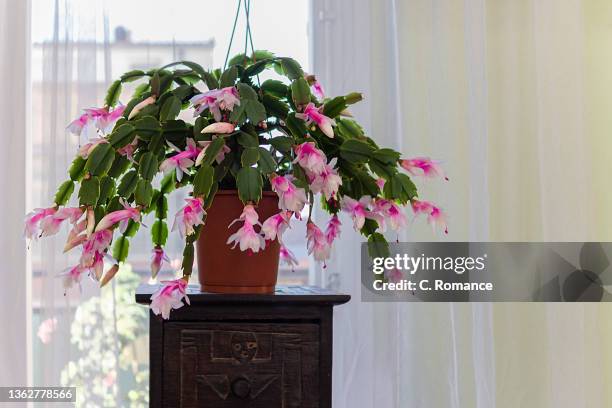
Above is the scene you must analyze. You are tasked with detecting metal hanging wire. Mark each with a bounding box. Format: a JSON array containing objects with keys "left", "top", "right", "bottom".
[{"left": 223, "top": 0, "right": 257, "bottom": 71}]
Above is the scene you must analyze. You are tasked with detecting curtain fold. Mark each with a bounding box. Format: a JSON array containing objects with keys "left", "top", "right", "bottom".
[
  {"left": 0, "top": 0, "right": 32, "bottom": 388},
  {"left": 312, "top": 0, "right": 612, "bottom": 406}
]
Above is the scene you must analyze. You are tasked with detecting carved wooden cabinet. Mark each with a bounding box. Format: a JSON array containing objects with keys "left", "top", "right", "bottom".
[{"left": 136, "top": 285, "right": 350, "bottom": 407}]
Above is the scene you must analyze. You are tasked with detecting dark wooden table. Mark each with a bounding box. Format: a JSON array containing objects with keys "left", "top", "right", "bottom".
[{"left": 136, "top": 284, "right": 350, "bottom": 408}]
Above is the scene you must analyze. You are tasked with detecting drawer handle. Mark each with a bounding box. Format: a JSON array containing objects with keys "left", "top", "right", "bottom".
[{"left": 231, "top": 377, "right": 251, "bottom": 399}]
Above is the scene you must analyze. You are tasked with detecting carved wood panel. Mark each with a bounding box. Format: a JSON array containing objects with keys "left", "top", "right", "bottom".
[{"left": 164, "top": 322, "right": 320, "bottom": 408}]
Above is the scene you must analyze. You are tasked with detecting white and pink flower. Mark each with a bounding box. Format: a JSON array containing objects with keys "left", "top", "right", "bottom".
[
  {"left": 80, "top": 229, "right": 113, "bottom": 267},
  {"left": 312, "top": 81, "right": 325, "bottom": 100},
  {"left": 39, "top": 207, "right": 84, "bottom": 238},
  {"left": 295, "top": 102, "right": 336, "bottom": 138},
  {"left": 227, "top": 222, "right": 266, "bottom": 253},
  {"left": 385, "top": 268, "right": 404, "bottom": 284},
  {"left": 159, "top": 139, "right": 201, "bottom": 181},
  {"left": 309, "top": 159, "right": 342, "bottom": 200},
  {"left": 150, "top": 278, "right": 190, "bottom": 319},
  {"left": 190, "top": 87, "right": 240, "bottom": 121},
  {"left": 400, "top": 157, "right": 448, "bottom": 181},
  {"left": 64, "top": 219, "right": 88, "bottom": 252},
  {"left": 261, "top": 212, "right": 291, "bottom": 242},
  {"left": 227, "top": 205, "right": 265, "bottom": 253},
  {"left": 95, "top": 200, "right": 140, "bottom": 233},
  {"left": 151, "top": 247, "right": 170, "bottom": 278},
  {"left": 325, "top": 214, "right": 342, "bottom": 245},
  {"left": 68, "top": 105, "right": 125, "bottom": 136},
  {"left": 372, "top": 199, "right": 407, "bottom": 232},
  {"left": 411, "top": 199, "right": 448, "bottom": 234},
  {"left": 280, "top": 244, "right": 298, "bottom": 269},
  {"left": 37, "top": 317, "right": 58, "bottom": 345},
  {"left": 61, "top": 265, "right": 85, "bottom": 292},
  {"left": 24, "top": 207, "right": 57, "bottom": 241},
  {"left": 341, "top": 196, "right": 372, "bottom": 230},
  {"left": 293, "top": 142, "right": 327, "bottom": 175},
  {"left": 172, "top": 197, "right": 206, "bottom": 238},
  {"left": 95, "top": 105, "right": 126, "bottom": 133},
  {"left": 117, "top": 138, "right": 139, "bottom": 162},
  {"left": 90, "top": 251, "right": 106, "bottom": 281},
  {"left": 270, "top": 175, "right": 307, "bottom": 213},
  {"left": 306, "top": 222, "right": 331, "bottom": 263}
]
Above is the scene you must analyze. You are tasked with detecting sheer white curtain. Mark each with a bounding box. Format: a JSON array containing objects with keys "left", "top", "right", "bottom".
[
  {"left": 312, "top": 0, "right": 612, "bottom": 407},
  {"left": 29, "top": 1, "right": 138, "bottom": 405},
  {"left": 0, "top": 0, "right": 31, "bottom": 388}
]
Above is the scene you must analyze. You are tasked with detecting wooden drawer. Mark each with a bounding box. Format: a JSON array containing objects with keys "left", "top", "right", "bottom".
[{"left": 163, "top": 322, "right": 319, "bottom": 407}]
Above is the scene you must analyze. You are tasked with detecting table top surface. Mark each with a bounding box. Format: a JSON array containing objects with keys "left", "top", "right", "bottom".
[{"left": 135, "top": 284, "right": 351, "bottom": 306}]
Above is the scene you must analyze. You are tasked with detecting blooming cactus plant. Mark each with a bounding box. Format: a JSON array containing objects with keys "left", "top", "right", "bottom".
[{"left": 25, "top": 51, "right": 447, "bottom": 318}]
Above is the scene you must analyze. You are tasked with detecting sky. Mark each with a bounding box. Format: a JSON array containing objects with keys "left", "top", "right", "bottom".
[{"left": 31, "top": 0, "right": 310, "bottom": 70}]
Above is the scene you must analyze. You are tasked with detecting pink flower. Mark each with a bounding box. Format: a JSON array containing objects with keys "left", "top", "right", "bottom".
[
  {"left": 325, "top": 214, "right": 342, "bottom": 244},
  {"left": 201, "top": 122, "right": 236, "bottom": 134},
  {"left": 128, "top": 96, "right": 156, "bottom": 120},
  {"left": 271, "top": 175, "right": 307, "bottom": 213},
  {"left": 172, "top": 197, "right": 206, "bottom": 238},
  {"left": 160, "top": 139, "right": 201, "bottom": 181},
  {"left": 24, "top": 207, "right": 57, "bottom": 241},
  {"left": 80, "top": 229, "right": 113, "bottom": 267},
  {"left": 190, "top": 87, "right": 240, "bottom": 121},
  {"left": 117, "top": 138, "right": 139, "bottom": 162},
  {"left": 312, "top": 81, "right": 325, "bottom": 99},
  {"left": 227, "top": 222, "right": 266, "bottom": 253},
  {"left": 195, "top": 136, "right": 231, "bottom": 166},
  {"left": 78, "top": 137, "right": 109, "bottom": 159},
  {"left": 372, "top": 199, "right": 407, "bottom": 232},
  {"left": 385, "top": 268, "right": 404, "bottom": 283},
  {"left": 376, "top": 178, "right": 386, "bottom": 190},
  {"left": 39, "top": 207, "right": 84, "bottom": 237},
  {"left": 68, "top": 106, "right": 125, "bottom": 136},
  {"left": 96, "top": 105, "right": 126, "bottom": 133},
  {"left": 400, "top": 157, "right": 448, "bottom": 181},
  {"left": 67, "top": 112, "right": 91, "bottom": 136},
  {"left": 295, "top": 102, "right": 336, "bottom": 138},
  {"left": 261, "top": 212, "right": 290, "bottom": 242},
  {"left": 90, "top": 251, "right": 105, "bottom": 281},
  {"left": 306, "top": 222, "right": 331, "bottom": 263},
  {"left": 95, "top": 200, "right": 140, "bottom": 233},
  {"left": 150, "top": 278, "right": 190, "bottom": 319},
  {"left": 37, "top": 317, "right": 58, "bottom": 344},
  {"left": 61, "top": 265, "right": 85, "bottom": 292},
  {"left": 227, "top": 205, "right": 265, "bottom": 253},
  {"left": 151, "top": 247, "right": 169, "bottom": 278},
  {"left": 229, "top": 204, "right": 260, "bottom": 226},
  {"left": 64, "top": 219, "right": 88, "bottom": 252},
  {"left": 341, "top": 196, "right": 372, "bottom": 230},
  {"left": 293, "top": 142, "right": 327, "bottom": 175},
  {"left": 309, "top": 159, "right": 342, "bottom": 200},
  {"left": 280, "top": 244, "right": 298, "bottom": 269},
  {"left": 384, "top": 201, "right": 407, "bottom": 231},
  {"left": 411, "top": 199, "right": 448, "bottom": 234}
]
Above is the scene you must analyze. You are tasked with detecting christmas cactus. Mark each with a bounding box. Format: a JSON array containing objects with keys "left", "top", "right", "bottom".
[{"left": 25, "top": 51, "right": 447, "bottom": 318}]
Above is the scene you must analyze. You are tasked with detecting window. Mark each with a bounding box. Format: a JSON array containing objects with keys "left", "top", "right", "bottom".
[{"left": 30, "top": 1, "right": 310, "bottom": 404}]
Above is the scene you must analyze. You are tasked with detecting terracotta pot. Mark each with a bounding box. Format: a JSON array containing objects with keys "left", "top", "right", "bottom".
[{"left": 197, "top": 190, "right": 280, "bottom": 293}]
